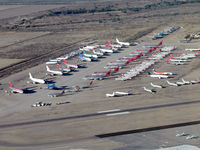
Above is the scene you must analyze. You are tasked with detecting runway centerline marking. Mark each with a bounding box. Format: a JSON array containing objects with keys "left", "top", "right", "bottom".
[
  {"left": 106, "top": 112, "right": 130, "bottom": 116},
  {"left": 97, "top": 109, "right": 120, "bottom": 113}
]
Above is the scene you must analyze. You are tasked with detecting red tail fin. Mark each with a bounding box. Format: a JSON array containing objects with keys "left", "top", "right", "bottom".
[
  {"left": 106, "top": 44, "right": 109, "bottom": 48},
  {"left": 177, "top": 53, "right": 182, "bottom": 56},
  {"left": 148, "top": 49, "right": 152, "bottom": 53},
  {"left": 114, "top": 67, "right": 119, "bottom": 72},
  {"left": 125, "top": 61, "right": 130, "bottom": 65},
  {"left": 170, "top": 54, "right": 174, "bottom": 57},
  {"left": 106, "top": 70, "right": 111, "bottom": 76},
  {"left": 189, "top": 37, "right": 192, "bottom": 41},
  {"left": 108, "top": 41, "right": 111, "bottom": 45},
  {"left": 9, "top": 82, "right": 12, "bottom": 87},
  {"left": 89, "top": 81, "right": 93, "bottom": 85},
  {"left": 166, "top": 59, "right": 170, "bottom": 63},
  {"left": 61, "top": 90, "right": 65, "bottom": 94},
  {"left": 63, "top": 59, "right": 67, "bottom": 64},
  {"left": 57, "top": 64, "right": 61, "bottom": 68},
  {"left": 129, "top": 57, "right": 135, "bottom": 61},
  {"left": 153, "top": 46, "right": 157, "bottom": 50},
  {"left": 158, "top": 40, "right": 163, "bottom": 46}
]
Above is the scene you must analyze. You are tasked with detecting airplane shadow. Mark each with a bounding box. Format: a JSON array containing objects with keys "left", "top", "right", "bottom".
[
  {"left": 91, "top": 59, "right": 99, "bottom": 62},
  {"left": 78, "top": 65, "right": 87, "bottom": 69},
  {"left": 98, "top": 56, "right": 106, "bottom": 59},
  {"left": 168, "top": 76, "right": 174, "bottom": 78},
  {"left": 63, "top": 73, "right": 73, "bottom": 76},
  {"left": 23, "top": 89, "right": 36, "bottom": 94},
  {"left": 45, "top": 80, "right": 56, "bottom": 84},
  {"left": 56, "top": 101, "right": 71, "bottom": 105},
  {"left": 104, "top": 53, "right": 110, "bottom": 56},
  {"left": 70, "top": 69, "right": 79, "bottom": 72}
]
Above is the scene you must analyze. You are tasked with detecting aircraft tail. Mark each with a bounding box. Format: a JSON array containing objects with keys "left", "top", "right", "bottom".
[
  {"left": 129, "top": 57, "right": 135, "bottom": 61},
  {"left": 29, "top": 72, "right": 33, "bottom": 79},
  {"left": 158, "top": 40, "right": 163, "bottom": 46},
  {"left": 63, "top": 59, "right": 67, "bottom": 64},
  {"left": 106, "top": 70, "right": 111, "bottom": 76},
  {"left": 82, "top": 50, "right": 86, "bottom": 54},
  {"left": 57, "top": 64, "right": 61, "bottom": 69},
  {"left": 89, "top": 81, "right": 93, "bottom": 85},
  {"left": 79, "top": 53, "right": 84, "bottom": 59},
  {"left": 166, "top": 59, "right": 170, "bottom": 63},
  {"left": 116, "top": 38, "right": 119, "bottom": 43},
  {"left": 125, "top": 61, "right": 130, "bottom": 65},
  {"left": 48, "top": 83, "right": 55, "bottom": 89},
  {"left": 61, "top": 90, "right": 65, "bottom": 94},
  {"left": 46, "top": 66, "right": 50, "bottom": 71},
  {"left": 153, "top": 46, "right": 157, "bottom": 50},
  {"left": 108, "top": 41, "right": 111, "bottom": 45},
  {"left": 114, "top": 67, "right": 119, "bottom": 72},
  {"left": 9, "top": 82, "right": 12, "bottom": 88},
  {"left": 106, "top": 44, "right": 109, "bottom": 48}
]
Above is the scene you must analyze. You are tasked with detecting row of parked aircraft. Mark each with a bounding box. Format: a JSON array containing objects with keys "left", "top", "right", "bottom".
[
  {"left": 176, "top": 132, "right": 198, "bottom": 140},
  {"left": 152, "top": 26, "right": 180, "bottom": 40},
  {"left": 8, "top": 38, "right": 133, "bottom": 94},
  {"left": 79, "top": 38, "right": 136, "bottom": 80}
]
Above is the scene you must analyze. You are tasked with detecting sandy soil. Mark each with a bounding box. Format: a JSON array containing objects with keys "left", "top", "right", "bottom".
[
  {"left": 0, "top": 5, "right": 23, "bottom": 11},
  {"left": 0, "top": 58, "right": 24, "bottom": 69},
  {"left": 0, "top": 5, "right": 66, "bottom": 20},
  {"left": 0, "top": 31, "right": 49, "bottom": 48}
]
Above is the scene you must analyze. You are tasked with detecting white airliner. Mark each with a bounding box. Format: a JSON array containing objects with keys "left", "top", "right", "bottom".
[
  {"left": 108, "top": 41, "right": 122, "bottom": 48},
  {"left": 148, "top": 72, "right": 169, "bottom": 79},
  {"left": 186, "top": 135, "right": 198, "bottom": 140},
  {"left": 169, "top": 58, "right": 189, "bottom": 62},
  {"left": 56, "top": 55, "right": 68, "bottom": 61},
  {"left": 92, "top": 50, "right": 104, "bottom": 56},
  {"left": 8, "top": 82, "right": 24, "bottom": 93},
  {"left": 181, "top": 78, "right": 190, "bottom": 85},
  {"left": 166, "top": 80, "right": 178, "bottom": 86},
  {"left": 143, "top": 87, "right": 155, "bottom": 93},
  {"left": 166, "top": 59, "right": 185, "bottom": 65},
  {"left": 29, "top": 73, "right": 45, "bottom": 84},
  {"left": 153, "top": 69, "right": 173, "bottom": 75},
  {"left": 57, "top": 64, "right": 70, "bottom": 73},
  {"left": 46, "top": 61, "right": 58, "bottom": 65},
  {"left": 150, "top": 82, "right": 163, "bottom": 88},
  {"left": 82, "top": 50, "right": 98, "bottom": 59},
  {"left": 79, "top": 53, "right": 92, "bottom": 62},
  {"left": 46, "top": 66, "right": 63, "bottom": 75},
  {"left": 185, "top": 48, "right": 200, "bottom": 51},
  {"left": 106, "top": 91, "right": 131, "bottom": 97},
  {"left": 176, "top": 132, "right": 187, "bottom": 137},
  {"left": 116, "top": 38, "right": 130, "bottom": 46},
  {"left": 63, "top": 60, "right": 78, "bottom": 69},
  {"left": 99, "top": 48, "right": 113, "bottom": 53}
]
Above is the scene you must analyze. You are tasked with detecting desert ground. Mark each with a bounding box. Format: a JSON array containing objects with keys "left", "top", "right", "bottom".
[{"left": 0, "top": 1, "right": 200, "bottom": 150}]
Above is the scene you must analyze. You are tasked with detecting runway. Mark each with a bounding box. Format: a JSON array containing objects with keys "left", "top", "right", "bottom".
[{"left": 0, "top": 99, "right": 200, "bottom": 129}]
